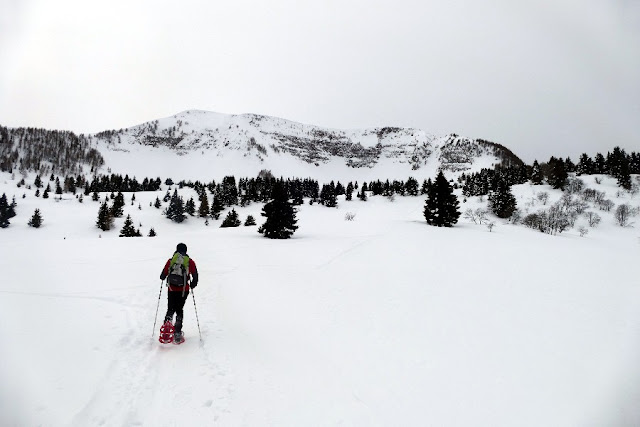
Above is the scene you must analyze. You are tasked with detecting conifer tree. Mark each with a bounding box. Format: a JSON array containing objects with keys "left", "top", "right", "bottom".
[
  {"left": 345, "top": 182, "right": 354, "bottom": 201},
  {"left": 148, "top": 227, "right": 157, "bottom": 237},
  {"left": 0, "top": 193, "right": 11, "bottom": 228},
  {"left": 291, "top": 181, "right": 304, "bottom": 205},
  {"left": 564, "top": 157, "right": 575, "bottom": 173},
  {"left": 423, "top": 172, "right": 460, "bottom": 227},
  {"left": 119, "top": 214, "right": 138, "bottom": 237},
  {"left": 165, "top": 189, "right": 186, "bottom": 223},
  {"left": 405, "top": 177, "right": 419, "bottom": 196},
  {"left": 7, "top": 196, "right": 16, "bottom": 220},
  {"left": 28, "top": 208, "right": 43, "bottom": 228},
  {"left": 530, "top": 160, "right": 543, "bottom": 185},
  {"left": 185, "top": 197, "right": 196, "bottom": 216},
  {"left": 198, "top": 192, "right": 210, "bottom": 218},
  {"left": 154, "top": 196, "right": 162, "bottom": 208},
  {"left": 222, "top": 176, "right": 239, "bottom": 206},
  {"left": 357, "top": 184, "right": 368, "bottom": 201},
  {"left": 320, "top": 184, "right": 338, "bottom": 207},
  {"left": 220, "top": 209, "right": 241, "bottom": 227},
  {"left": 488, "top": 180, "right": 517, "bottom": 218},
  {"left": 421, "top": 179, "right": 429, "bottom": 195},
  {"left": 546, "top": 157, "right": 567, "bottom": 190},
  {"left": 110, "top": 192, "right": 125, "bottom": 218},
  {"left": 576, "top": 154, "right": 594, "bottom": 176},
  {"left": 258, "top": 180, "right": 298, "bottom": 239},
  {"left": 594, "top": 153, "right": 606, "bottom": 174},
  {"left": 96, "top": 201, "right": 114, "bottom": 231},
  {"left": 244, "top": 215, "right": 256, "bottom": 226},
  {"left": 210, "top": 194, "right": 225, "bottom": 220},
  {"left": 608, "top": 146, "right": 631, "bottom": 190}
]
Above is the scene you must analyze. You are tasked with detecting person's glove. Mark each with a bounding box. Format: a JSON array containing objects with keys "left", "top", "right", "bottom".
[{"left": 190, "top": 282, "right": 198, "bottom": 289}]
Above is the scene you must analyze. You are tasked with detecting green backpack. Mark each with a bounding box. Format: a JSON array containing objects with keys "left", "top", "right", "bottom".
[{"left": 167, "top": 252, "right": 190, "bottom": 286}]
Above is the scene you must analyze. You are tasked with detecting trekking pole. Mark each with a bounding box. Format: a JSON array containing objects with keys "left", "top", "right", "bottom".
[
  {"left": 151, "top": 280, "right": 164, "bottom": 339},
  {"left": 192, "top": 290, "right": 203, "bottom": 342}
]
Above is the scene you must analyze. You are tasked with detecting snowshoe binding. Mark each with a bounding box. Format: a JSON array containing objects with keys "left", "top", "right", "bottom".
[
  {"left": 173, "top": 331, "right": 185, "bottom": 345},
  {"left": 159, "top": 321, "right": 175, "bottom": 344}
]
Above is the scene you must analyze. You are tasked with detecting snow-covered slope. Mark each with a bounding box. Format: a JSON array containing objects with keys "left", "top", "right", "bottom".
[
  {"left": 90, "top": 110, "right": 521, "bottom": 182},
  {"left": 1, "top": 171, "right": 639, "bottom": 426}
]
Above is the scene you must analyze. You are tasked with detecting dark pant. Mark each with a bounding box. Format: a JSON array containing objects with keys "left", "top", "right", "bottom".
[{"left": 164, "top": 290, "right": 189, "bottom": 332}]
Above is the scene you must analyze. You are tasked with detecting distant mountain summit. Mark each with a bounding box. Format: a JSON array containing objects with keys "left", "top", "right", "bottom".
[{"left": 1, "top": 110, "right": 523, "bottom": 181}]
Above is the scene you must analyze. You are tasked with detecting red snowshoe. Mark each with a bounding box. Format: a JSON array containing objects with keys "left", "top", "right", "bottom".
[{"left": 159, "top": 321, "right": 175, "bottom": 344}]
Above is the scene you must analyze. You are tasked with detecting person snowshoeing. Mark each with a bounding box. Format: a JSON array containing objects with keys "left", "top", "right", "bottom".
[{"left": 159, "top": 242, "right": 198, "bottom": 343}]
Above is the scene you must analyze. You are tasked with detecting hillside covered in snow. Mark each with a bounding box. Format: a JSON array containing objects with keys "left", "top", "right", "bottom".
[
  {"left": 1, "top": 110, "right": 522, "bottom": 182},
  {"left": 1, "top": 168, "right": 639, "bottom": 426}
]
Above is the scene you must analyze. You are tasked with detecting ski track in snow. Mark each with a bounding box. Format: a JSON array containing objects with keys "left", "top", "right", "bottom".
[{"left": 67, "top": 291, "right": 232, "bottom": 427}]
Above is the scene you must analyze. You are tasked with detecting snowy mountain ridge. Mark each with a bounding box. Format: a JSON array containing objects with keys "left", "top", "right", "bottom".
[{"left": 88, "top": 110, "right": 522, "bottom": 181}]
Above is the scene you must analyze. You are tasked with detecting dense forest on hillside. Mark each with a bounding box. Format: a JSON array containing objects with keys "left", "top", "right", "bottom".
[{"left": 0, "top": 126, "right": 104, "bottom": 176}]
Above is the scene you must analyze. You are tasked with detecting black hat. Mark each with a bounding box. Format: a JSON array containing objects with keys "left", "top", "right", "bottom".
[{"left": 176, "top": 243, "right": 187, "bottom": 254}]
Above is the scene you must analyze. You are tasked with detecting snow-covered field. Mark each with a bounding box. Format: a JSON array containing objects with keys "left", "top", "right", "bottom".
[{"left": 1, "top": 172, "right": 639, "bottom": 426}]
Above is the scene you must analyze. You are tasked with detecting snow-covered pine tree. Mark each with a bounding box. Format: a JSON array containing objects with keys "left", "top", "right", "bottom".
[
  {"left": 222, "top": 176, "right": 239, "bottom": 206},
  {"left": 244, "top": 215, "right": 256, "bottom": 226},
  {"left": 405, "top": 177, "right": 419, "bottom": 196},
  {"left": 488, "top": 179, "right": 517, "bottom": 218},
  {"left": 28, "top": 208, "right": 43, "bottom": 228},
  {"left": 110, "top": 192, "right": 125, "bottom": 218},
  {"left": 594, "top": 153, "right": 607, "bottom": 174},
  {"left": 96, "top": 201, "right": 114, "bottom": 231},
  {"left": 320, "top": 183, "right": 338, "bottom": 207},
  {"left": 165, "top": 189, "right": 186, "bottom": 223},
  {"left": 358, "top": 183, "right": 368, "bottom": 201},
  {"left": 423, "top": 171, "right": 460, "bottom": 227},
  {"left": 576, "top": 154, "right": 594, "bottom": 176},
  {"left": 0, "top": 193, "right": 11, "bottom": 228},
  {"left": 185, "top": 197, "right": 196, "bottom": 216},
  {"left": 55, "top": 178, "right": 63, "bottom": 195},
  {"left": 530, "top": 160, "right": 543, "bottom": 185},
  {"left": 345, "top": 182, "right": 354, "bottom": 201},
  {"left": 220, "top": 209, "right": 241, "bottom": 228},
  {"left": 210, "top": 194, "right": 225, "bottom": 220},
  {"left": 119, "top": 214, "right": 138, "bottom": 237},
  {"left": 258, "top": 180, "right": 298, "bottom": 239},
  {"left": 608, "top": 147, "right": 632, "bottom": 190},
  {"left": 198, "top": 192, "right": 210, "bottom": 217},
  {"left": 546, "top": 157, "right": 567, "bottom": 190},
  {"left": 290, "top": 181, "right": 304, "bottom": 205}
]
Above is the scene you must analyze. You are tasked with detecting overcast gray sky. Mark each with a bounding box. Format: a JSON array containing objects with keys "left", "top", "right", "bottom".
[{"left": 1, "top": 0, "right": 639, "bottom": 163}]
